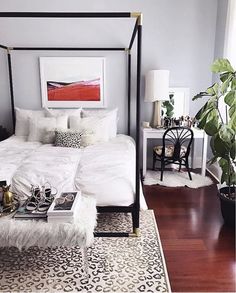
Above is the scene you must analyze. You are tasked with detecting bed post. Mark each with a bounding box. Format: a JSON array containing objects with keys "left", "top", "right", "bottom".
[
  {"left": 127, "top": 50, "right": 131, "bottom": 136},
  {"left": 132, "top": 13, "right": 142, "bottom": 237},
  {"left": 6, "top": 48, "right": 16, "bottom": 131}
]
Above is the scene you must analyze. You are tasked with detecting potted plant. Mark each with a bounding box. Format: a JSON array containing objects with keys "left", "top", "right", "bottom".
[
  {"left": 162, "top": 94, "right": 174, "bottom": 127},
  {"left": 193, "top": 58, "right": 235, "bottom": 226}
]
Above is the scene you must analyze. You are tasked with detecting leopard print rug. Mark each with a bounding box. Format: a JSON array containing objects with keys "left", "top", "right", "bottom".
[{"left": 0, "top": 210, "right": 171, "bottom": 292}]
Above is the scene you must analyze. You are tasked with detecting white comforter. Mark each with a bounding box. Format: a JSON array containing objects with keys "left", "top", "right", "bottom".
[{"left": 0, "top": 135, "right": 146, "bottom": 209}]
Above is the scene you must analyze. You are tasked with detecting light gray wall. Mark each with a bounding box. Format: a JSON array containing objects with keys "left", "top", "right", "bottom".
[
  {"left": 214, "top": 0, "right": 228, "bottom": 62},
  {"left": 0, "top": 0, "right": 219, "bottom": 136}
]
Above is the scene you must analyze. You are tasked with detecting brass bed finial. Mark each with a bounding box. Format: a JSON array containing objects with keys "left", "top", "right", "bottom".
[{"left": 131, "top": 12, "right": 143, "bottom": 25}]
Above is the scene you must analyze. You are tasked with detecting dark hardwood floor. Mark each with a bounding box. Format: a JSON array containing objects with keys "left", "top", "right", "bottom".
[{"left": 143, "top": 176, "right": 235, "bottom": 292}]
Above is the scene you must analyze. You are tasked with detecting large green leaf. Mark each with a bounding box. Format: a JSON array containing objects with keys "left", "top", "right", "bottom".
[
  {"left": 195, "top": 102, "right": 209, "bottom": 120},
  {"left": 207, "top": 95, "right": 218, "bottom": 108},
  {"left": 231, "top": 77, "right": 236, "bottom": 90},
  {"left": 211, "top": 59, "right": 234, "bottom": 73},
  {"left": 213, "top": 133, "right": 231, "bottom": 158},
  {"left": 219, "top": 158, "right": 236, "bottom": 186},
  {"left": 230, "top": 141, "right": 236, "bottom": 160},
  {"left": 210, "top": 136, "right": 217, "bottom": 155},
  {"left": 192, "top": 92, "right": 206, "bottom": 101},
  {"left": 204, "top": 109, "right": 219, "bottom": 136},
  {"left": 206, "top": 83, "right": 218, "bottom": 95},
  {"left": 198, "top": 109, "right": 212, "bottom": 129},
  {"left": 220, "top": 72, "right": 231, "bottom": 82},
  {"left": 221, "top": 74, "right": 233, "bottom": 94},
  {"left": 224, "top": 91, "right": 236, "bottom": 106},
  {"left": 229, "top": 111, "right": 236, "bottom": 131},
  {"left": 229, "top": 103, "right": 236, "bottom": 120},
  {"left": 219, "top": 125, "right": 235, "bottom": 147},
  {"left": 219, "top": 158, "right": 230, "bottom": 185}
]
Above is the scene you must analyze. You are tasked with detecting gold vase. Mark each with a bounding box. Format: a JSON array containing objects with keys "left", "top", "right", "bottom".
[{"left": 3, "top": 190, "right": 14, "bottom": 207}]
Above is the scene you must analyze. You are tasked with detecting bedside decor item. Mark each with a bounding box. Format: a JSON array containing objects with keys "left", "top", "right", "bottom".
[
  {"left": 144, "top": 70, "right": 170, "bottom": 127},
  {"left": 142, "top": 121, "right": 150, "bottom": 128},
  {"left": 40, "top": 57, "right": 105, "bottom": 108},
  {"left": 193, "top": 58, "right": 236, "bottom": 226}
]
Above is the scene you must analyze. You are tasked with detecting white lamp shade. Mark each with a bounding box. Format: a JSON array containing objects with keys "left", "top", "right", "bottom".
[{"left": 144, "top": 70, "right": 170, "bottom": 102}]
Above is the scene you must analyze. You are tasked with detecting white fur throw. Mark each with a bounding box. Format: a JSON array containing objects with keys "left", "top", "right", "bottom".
[{"left": 0, "top": 196, "right": 96, "bottom": 250}]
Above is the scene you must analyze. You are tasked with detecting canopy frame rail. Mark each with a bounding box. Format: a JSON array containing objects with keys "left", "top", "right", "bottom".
[{"left": 0, "top": 11, "right": 142, "bottom": 237}]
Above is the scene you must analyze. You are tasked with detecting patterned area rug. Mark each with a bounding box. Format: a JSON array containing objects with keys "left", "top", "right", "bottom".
[{"left": 0, "top": 210, "right": 171, "bottom": 292}]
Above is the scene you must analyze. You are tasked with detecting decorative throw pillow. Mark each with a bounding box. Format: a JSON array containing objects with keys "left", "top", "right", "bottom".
[
  {"left": 69, "top": 115, "right": 110, "bottom": 146},
  {"left": 44, "top": 108, "right": 82, "bottom": 128},
  {"left": 15, "top": 108, "right": 45, "bottom": 137},
  {"left": 81, "top": 108, "right": 118, "bottom": 138},
  {"left": 28, "top": 116, "right": 68, "bottom": 142},
  {"left": 41, "top": 128, "right": 57, "bottom": 144},
  {"left": 54, "top": 130, "right": 82, "bottom": 149}
]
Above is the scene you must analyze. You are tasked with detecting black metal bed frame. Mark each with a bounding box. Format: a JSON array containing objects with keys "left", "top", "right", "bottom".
[{"left": 0, "top": 12, "right": 142, "bottom": 237}]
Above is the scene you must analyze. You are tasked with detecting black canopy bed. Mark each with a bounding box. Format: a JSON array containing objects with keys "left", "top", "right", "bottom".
[{"left": 0, "top": 12, "right": 142, "bottom": 237}]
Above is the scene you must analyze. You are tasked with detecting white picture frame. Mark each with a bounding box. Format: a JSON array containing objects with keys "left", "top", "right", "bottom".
[
  {"left": 40, "top": 57, "right": 106, "bottom": 108},
  {"left": 169, "top": 87, "right": 190, "bottom": 117}
]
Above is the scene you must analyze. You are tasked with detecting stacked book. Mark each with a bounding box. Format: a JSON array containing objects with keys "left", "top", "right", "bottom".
[
  {"left": 47, "top": 191, "right": 81, "bottom": 223},
  {"left": 14, "top": 202, "right": 48, "bottom": 220}
]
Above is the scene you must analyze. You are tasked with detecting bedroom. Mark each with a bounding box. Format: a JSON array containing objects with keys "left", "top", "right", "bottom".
[{"left": 0, "top": 0, "right": 235, "bottom": 292}]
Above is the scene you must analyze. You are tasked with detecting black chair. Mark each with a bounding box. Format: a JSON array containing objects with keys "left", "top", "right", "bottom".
[{"left": 153, "top": 127, "right": 194, "bottom": 181}]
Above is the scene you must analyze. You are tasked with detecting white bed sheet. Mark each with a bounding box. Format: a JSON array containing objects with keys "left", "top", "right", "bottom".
[{"left": 0, "top": 135, "right": 147, "bottom": 209}]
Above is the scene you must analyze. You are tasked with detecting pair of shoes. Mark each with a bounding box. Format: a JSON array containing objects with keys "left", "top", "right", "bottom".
[{"left": 26, "top": 183, "right": 57, "bottom": 212}]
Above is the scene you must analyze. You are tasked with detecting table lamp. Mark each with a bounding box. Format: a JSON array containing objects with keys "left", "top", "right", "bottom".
[{"left": 144, "top": 70, "right": 170, "bottom": 127}]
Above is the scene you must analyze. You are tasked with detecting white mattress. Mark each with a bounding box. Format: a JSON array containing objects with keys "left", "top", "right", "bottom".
[{"left": 0, "top": 135, "right": 147, "bottom": 209}]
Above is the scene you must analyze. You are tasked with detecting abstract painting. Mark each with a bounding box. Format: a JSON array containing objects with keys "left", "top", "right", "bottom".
[{"left": 40, "top": 57, "right": 105, "bottom": 108}]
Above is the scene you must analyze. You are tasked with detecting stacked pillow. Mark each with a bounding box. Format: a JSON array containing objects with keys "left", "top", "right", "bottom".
[
  {"left": 14, "top": 107, "right": 118, "bottom": 148},
  {"left": 15, "top": 107, "right": 45, "bottom": 137}
]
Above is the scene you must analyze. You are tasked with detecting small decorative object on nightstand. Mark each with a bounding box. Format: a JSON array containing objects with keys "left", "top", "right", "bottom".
[{"left": 0, "top": 126, "right": 10, "bottom": 142}]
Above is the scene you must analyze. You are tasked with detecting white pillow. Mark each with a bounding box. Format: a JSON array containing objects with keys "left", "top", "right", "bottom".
[
  {"left": 28, "top": 116, "right": 68, "bottom": 142},
  {"left": 15, "top": 108, "right": 45, "bottom": 137},
  {"left": 44, "top": 108, "right": 82, "bottom": 128},
  {"left": 82, "top": 108, "right": 118, "bottom": 138},
  {"left": 70, "top": 115, "right": 110, "bottom": 146}
]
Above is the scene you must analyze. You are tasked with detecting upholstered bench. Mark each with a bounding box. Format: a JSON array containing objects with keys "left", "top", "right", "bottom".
[{"left": 0, "top": 195, "right": 96, "bottom": 250}]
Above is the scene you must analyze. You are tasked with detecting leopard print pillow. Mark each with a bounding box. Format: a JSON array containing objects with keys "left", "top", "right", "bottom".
[{"left": 54, "top": 130, "right": 82, "bottom": 148}]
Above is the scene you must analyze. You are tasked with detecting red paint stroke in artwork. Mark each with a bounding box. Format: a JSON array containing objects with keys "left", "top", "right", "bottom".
[{"left": 47, "top": 78, "right": 100, "bottom": 101}]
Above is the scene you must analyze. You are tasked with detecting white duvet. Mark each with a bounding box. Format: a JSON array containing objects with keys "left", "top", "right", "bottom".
[{"left": 0, "top": 135, "right": 146, "bottom": 209}]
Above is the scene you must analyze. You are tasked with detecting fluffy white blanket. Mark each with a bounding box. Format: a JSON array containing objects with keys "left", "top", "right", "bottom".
[{"left": 144, "top": 170, "right": 213, "bottom": 188}]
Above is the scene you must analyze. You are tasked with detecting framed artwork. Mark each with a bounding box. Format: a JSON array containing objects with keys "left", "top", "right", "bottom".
[
  {"left": 40, "top": 57, "right": 105, "bottom": 108},
  {"left": 168, "top": 87, "right": 190, "bottom": 117}
]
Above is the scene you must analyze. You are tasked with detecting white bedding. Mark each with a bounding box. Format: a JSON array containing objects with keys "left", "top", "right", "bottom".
[{"left": 0, "top": 135, "right": 147, "bottom": 209}]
